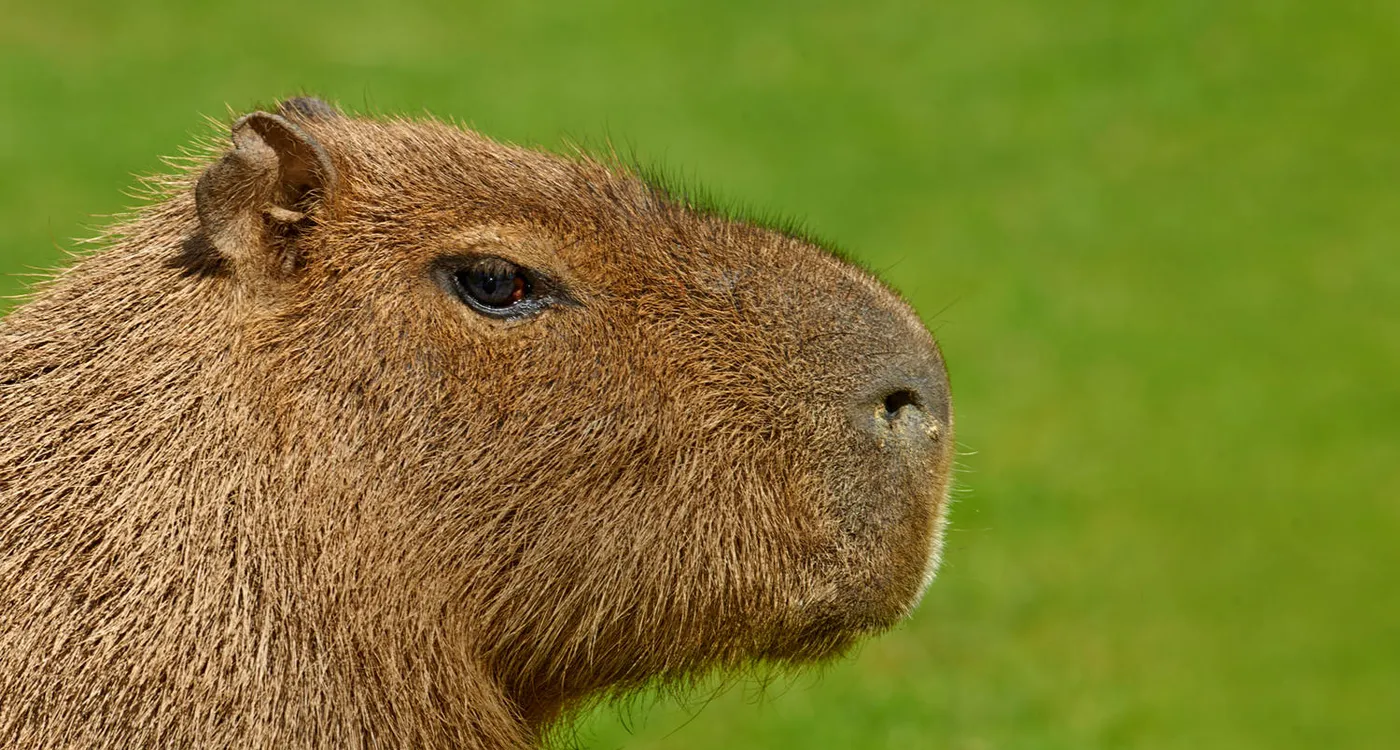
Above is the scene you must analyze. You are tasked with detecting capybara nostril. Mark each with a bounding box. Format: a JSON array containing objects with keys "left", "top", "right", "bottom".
[
  {"left": 855, "top": 362, "right": 949, "bottom": 446},
  {"left": 880, "top": 388, "right": 923, "bottom": 425}
]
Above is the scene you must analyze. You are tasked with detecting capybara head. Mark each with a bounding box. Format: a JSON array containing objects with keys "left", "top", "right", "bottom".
[{"left": 0, "top": 97, "right": 953, "bottom": 748}]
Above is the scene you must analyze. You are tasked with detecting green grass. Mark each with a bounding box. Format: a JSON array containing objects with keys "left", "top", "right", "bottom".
[{"left": 3, "top": 1, "right": 1397, "bottom": 747}]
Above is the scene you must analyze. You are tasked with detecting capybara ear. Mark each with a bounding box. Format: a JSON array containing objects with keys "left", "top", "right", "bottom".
[{"left": 194, "top": 110, "right": 336, "bottom": 277}]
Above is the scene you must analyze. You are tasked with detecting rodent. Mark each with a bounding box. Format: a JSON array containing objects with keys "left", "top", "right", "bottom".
[{"left": 0, "top": 97, "right": 954, "bottom": 749}]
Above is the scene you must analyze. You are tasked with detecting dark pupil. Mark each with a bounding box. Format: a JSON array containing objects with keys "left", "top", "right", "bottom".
[{"left": 461, "top": 259, "right": 524, "bottom": 308}]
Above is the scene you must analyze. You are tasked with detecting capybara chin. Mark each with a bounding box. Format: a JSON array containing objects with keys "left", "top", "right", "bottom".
[{"left": 0, "top": 97, "right": 954, "bottom": 749}]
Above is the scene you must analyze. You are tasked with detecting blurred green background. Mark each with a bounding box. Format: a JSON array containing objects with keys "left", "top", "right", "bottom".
[{"left": 2, "top": 1, "right": 1396, "bottom": 748}]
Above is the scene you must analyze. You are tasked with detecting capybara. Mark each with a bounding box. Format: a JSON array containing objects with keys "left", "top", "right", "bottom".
[{"left": 0, "top": 97, "right": 954, "bottom": 749}]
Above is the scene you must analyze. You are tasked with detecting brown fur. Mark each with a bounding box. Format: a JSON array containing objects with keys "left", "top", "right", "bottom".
[{"left": 0, "top": 99, "right": 954, "bottom": 749}]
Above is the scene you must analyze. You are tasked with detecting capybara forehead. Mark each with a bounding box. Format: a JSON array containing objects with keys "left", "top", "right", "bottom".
[{"left": 297, "top": 115, "right": 815, "bottom": 277}]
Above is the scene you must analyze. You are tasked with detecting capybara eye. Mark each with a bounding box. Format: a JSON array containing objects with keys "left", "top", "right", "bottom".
[
  {"left": 434, "top": 255, "right": 571, "bottom": 320},
  {"left": 454, "top": 257, "right": 530, "bottom": 312}
]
